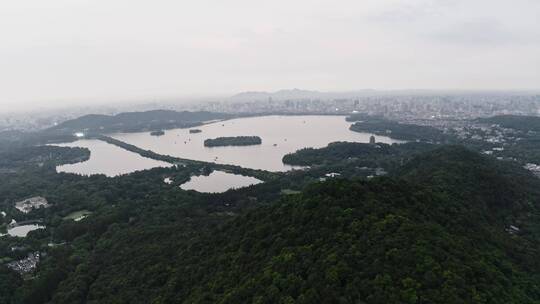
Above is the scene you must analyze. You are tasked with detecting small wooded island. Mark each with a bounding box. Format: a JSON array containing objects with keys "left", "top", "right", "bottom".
[
  {"left": 150, "top": 130, "right": 165, "bottom": 136},
  {"left": 204, "top": 136, "right": 262, "bottom": 147}
]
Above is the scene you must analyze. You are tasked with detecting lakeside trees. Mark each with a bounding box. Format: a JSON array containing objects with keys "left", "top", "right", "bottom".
[
  {"left": 347, "top": 115, "right": 451, "bottom": 143},
  {"left": 3, "top": 114, "right": 540, "bottom": 302}
]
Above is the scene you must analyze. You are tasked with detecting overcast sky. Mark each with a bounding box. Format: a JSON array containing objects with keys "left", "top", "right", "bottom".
[{"left": 1, "top": 0, "right": 539, "bottom": 112}]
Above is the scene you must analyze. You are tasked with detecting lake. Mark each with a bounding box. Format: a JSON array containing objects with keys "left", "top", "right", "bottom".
[
  {"left": 63, "top": 210, "right": 93, "bottom": 222},
  {"left": 180, "top": 171, "right": 262, "bottom": 193},
  {"left": 112, "top": 115, "right": 400, "bottom": 171},
  {"left": 55, "top": 139, "right": 172, "bottom": 177},
  {"left": 7, "top": 224, "right": 45, "bottom": 237}
]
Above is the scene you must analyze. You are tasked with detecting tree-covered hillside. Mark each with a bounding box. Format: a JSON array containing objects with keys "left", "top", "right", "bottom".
[
  {"left": 349, "top": 118, "right": 450, "bottom": 143},
  {"left": 31, "top": 146, "right": 540, "bottom": 304},
  {"left": 48, "top": 110, "right": 232, "bottom": 134},
  {"left": 282, "top": 142, "right": 435, "bottom": 167},
  {"left": 0, "top": 146, "right": 89, "bottom": 170},
  {"left": 4, "top": 112, "right": 540, "bottom": 303}
]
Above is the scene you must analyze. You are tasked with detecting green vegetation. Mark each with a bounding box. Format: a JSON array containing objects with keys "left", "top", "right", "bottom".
[
  {"left": 48, "top": 110, "right": 232, "bottom": 134},
  {"left": 0, "top": 111, "right": 235, "bottom": 150},
  {"left": 1, "top": 140, "right": 540, "bottom": 303},
  {"left": 0, "top": 266, "right": 22, "bottom": 303},
  {"left": 204, "top": 136, "right": 262, "bottom": 147},
  {"left": 0, "top": 145, "right": 89, "bottom": 171},
  {"left": 479, "top": 115, "right": 540, "bottom": 132},
  {"left": 283, "top": 141, "right": 393, "bottom": 166},
  {"left": 162, "top": 155, "right": 540, "bottom": 303},
  {"left": 282, "top": 142, "right": 436, "bottom": 180},
  {"left": 349, "top": 116, "right": 450, "bottom": 143},
  {"left": 150, "top": 130, "right": 165, "bottom": 136},
  {"left": 283, "top": 142, "right": 434, "bottom": 166},
  {"left": 471, "top": 115, "right": 540, "bottom": 165},
  {"left": 345, "top": 113, "right": 385, "bottom": 122},
  {"left": 4, "top": 113, "right": 540, "bottom": 303}
]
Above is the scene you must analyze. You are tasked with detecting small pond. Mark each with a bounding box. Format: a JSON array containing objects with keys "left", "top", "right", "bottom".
[
  {"left": 7, "top": 224, "right": 45, "bottom": 237},
  {"left": 64, "top": 210, "right": 93, "bottom": 222},
  {"left": 180, "top": 171, "right": 262, "bottom": 193}
]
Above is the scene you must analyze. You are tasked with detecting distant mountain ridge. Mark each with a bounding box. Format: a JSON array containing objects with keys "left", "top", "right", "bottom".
[
  {"left": 230, "top": 89, "right": 326, "bottom": 101},
  {"left": 230, "top": 88, "right": 539, "bottom": 102}
]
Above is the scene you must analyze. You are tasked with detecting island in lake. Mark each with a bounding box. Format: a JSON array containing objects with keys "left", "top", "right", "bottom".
[
  {"left": 189, "top": 129, "right": 202, "bottom": 134},
  {"left": 204, "top": 136, "right": 262, "bottom": 147},
  {"left": 150, "top": 130, "right": 165, "bottom": 136}
]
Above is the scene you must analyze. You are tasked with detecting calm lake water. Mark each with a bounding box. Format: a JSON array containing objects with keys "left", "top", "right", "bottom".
[
  {"left": 55, "top": 139, "right": 172, "bottom": 177},
  {"left": 8, "top": 224, "right": 45, "bottom": 237},
  {"left": 180, "top": 171, "right": 262, "bottom": 193},
  {"left": 112, "top": 115, "right": 400, "bottom": 171}
]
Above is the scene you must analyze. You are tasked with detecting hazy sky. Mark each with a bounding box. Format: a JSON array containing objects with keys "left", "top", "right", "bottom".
[{"left": 1, "top": 0, "right": 540, "bottom": 112}]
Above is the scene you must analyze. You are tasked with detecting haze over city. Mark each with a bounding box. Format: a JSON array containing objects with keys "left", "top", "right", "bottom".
[
  {"left": 1, "top": 0, "right": 540, "bottom": 112},
  {"left": 4, "top": 1, "right": 540, "bottom": 303}
]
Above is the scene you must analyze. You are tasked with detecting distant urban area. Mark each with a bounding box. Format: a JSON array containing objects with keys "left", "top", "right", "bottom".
[{"left": 1, "top": 90, "right": 539, "bottom": 132}]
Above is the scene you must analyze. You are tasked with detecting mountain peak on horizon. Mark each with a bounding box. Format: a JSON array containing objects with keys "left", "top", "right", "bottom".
[{"left": 230, "top": 88, "right": 323, "bottom": 101}]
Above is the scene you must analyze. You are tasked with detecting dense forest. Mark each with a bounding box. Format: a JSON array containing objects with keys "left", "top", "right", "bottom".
[
  {"left": 163, "top": 149, "right": 540, "bottom": 303},
  {"left": 282, "top": 142, "right": 435, "bottom": 168},
  {"left": 2, "top": 110, "right": 233, "bottom": 149},
  {"left": 2, "top": 113, "right": 540, "bottom": 303},
  {"left": 2, "top": 143, "right": 540, "bottom": 303},
  {"left": 0, "top": 146, "right": 89, "bottom": 171},
  {"left": 47, "top": 110, "right": 232, "bottom": 135},
  {"left": 348, "top": 116, "right": 451, "bottom": 143}
]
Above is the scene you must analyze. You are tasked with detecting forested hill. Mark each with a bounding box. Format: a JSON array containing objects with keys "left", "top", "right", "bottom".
[
  {"left": 349, "top": 118, "right": 450, "bottom": 143},
  {"left": 398, "top": 145, "right": 540, "bottom": 211},
  {"left": 47, "top": 110, "right": 232, "bottom": 134},
  {"left": 42, "top": 146, "right": 540, "bottom": 303},
  {"left": 282, "top": 142, "right": 435, "bottom": 167},
  {"left": 0, "top": 145, "right": 89, "bottom": 169}
]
